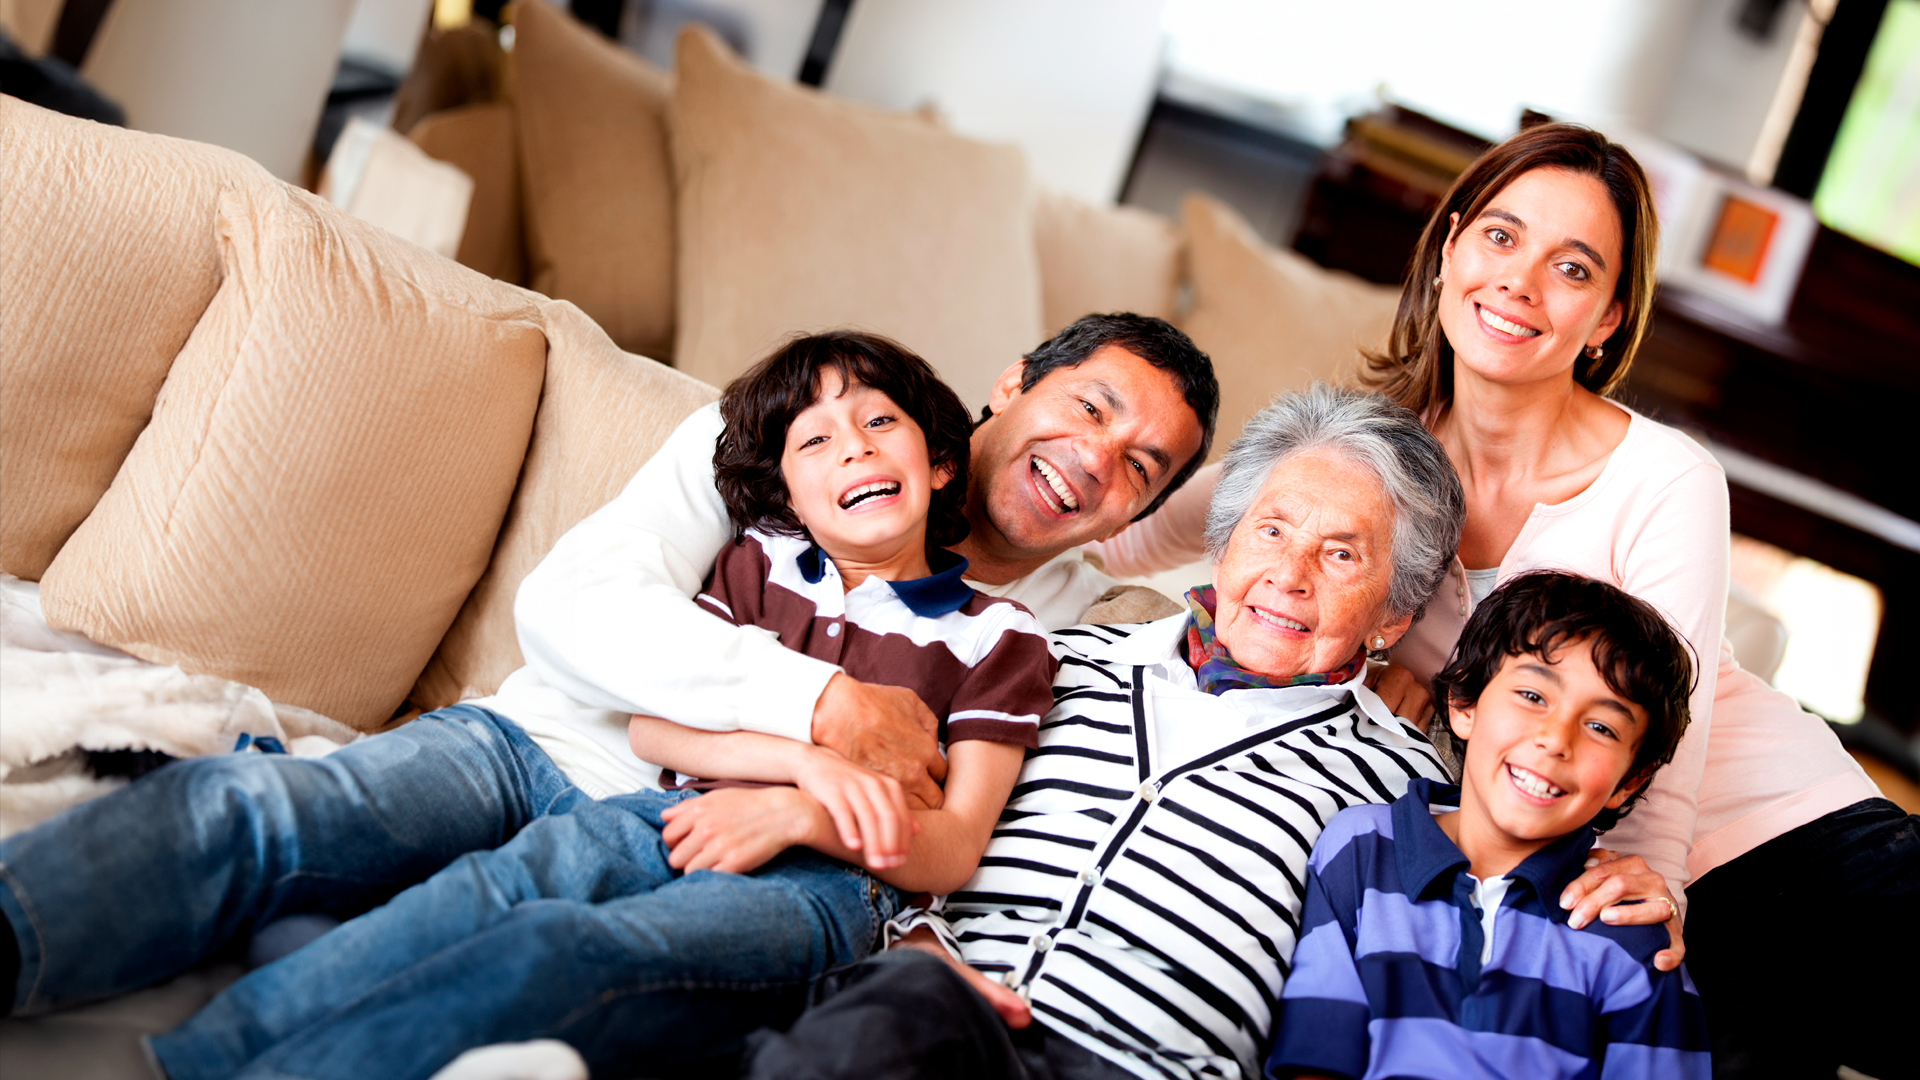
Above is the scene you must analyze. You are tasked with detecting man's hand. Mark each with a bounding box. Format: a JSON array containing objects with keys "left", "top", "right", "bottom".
[
  {"left": 811, "top": 674, "right": 947, "bottom": 810},
  {"left": 1559, "top": 848, "right": 1685, "bottom": 971},
  {"left": 892, "top": 926, "right": 1031, "bottom": 1029},
  {"left": 791, "top": 746, "right": 915, "bottom": 871},
  {"left": 661, "top": 787, "right": 814, "bottom": 875},
  {"left": 1366, "top": 662, "right": 1434, "bottom": 730}
]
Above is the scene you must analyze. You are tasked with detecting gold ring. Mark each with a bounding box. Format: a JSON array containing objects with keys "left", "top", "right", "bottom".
[{"left": 1659, "top": 896, "right": 1679, "bottom": 922}]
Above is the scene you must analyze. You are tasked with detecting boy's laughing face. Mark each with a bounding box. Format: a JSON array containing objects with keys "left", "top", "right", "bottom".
[
  {"left": 781, "top": 370, "right": 950, "bottom": 574},
  {"left": 1444, "top": 639, "right": 1648, "bottom": 870}
]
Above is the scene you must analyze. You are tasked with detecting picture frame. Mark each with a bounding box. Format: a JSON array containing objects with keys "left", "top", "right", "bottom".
[{"left": 1661, "top": 170, "right": 1819, "bottom": 325}]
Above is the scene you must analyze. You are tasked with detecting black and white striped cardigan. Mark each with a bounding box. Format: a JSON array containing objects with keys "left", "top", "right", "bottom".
[{"left": 892, "top": 612, "right": 1450, "bottom": 1080}]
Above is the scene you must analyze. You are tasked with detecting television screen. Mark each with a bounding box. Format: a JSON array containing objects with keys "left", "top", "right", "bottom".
[{"left": 1811, "top": 0, "right": 1920, "bottom": 266}]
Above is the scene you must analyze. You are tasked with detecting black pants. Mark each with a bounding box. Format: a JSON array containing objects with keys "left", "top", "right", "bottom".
[
  {"left": 1685, "top": 798, "right": 1920, "bottom": 1080},
  {"left": 738, "top": 950, "right": 1136, "bottom": 1080}
]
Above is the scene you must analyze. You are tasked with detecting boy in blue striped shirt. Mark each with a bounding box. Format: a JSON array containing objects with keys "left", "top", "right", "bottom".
[{"left": 1268, "top": 571, "right": 1710, "bottom": 1080}]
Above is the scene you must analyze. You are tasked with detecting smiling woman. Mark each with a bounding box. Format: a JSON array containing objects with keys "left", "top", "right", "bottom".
[{"left": 1201, "top": 383, "right": 1463, "bottom": 678}]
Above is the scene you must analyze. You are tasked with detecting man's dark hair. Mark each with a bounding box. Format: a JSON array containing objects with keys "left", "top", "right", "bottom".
[
  {"left": 986, "top": 313, "right": 1220, "bottom": 521},
  {"left": 1431, "top": 571, "right": 1695, "bottom": 833},
  {"left": 715, "top": 330, "right": 974, "bottom": 552}
]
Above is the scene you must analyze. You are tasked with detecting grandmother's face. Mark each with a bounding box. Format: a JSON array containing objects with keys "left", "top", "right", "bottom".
[{"left": 1210, "top": 450, "right": 1411, "bottom": 678}]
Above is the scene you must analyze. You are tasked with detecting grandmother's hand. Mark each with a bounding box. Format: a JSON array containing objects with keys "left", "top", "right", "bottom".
[
  {"left": 1366, "top": 663, "right": 1434, "bottom": 730},
  {"left": 1560, "top": 848, "right": 1685, "bottom": 971}
]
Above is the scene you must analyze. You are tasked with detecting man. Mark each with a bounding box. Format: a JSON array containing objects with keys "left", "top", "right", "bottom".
[
  {"left": 500, "top": 313, "right": 1217, "bottom": 809},
  {"left": 0, "top": 314, "right": 1217, "bottom": 1021}
]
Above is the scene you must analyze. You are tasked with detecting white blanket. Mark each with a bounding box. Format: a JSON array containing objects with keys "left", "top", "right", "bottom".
[{"left": 0, "top": 575, "right": 358, "bottom": 838}]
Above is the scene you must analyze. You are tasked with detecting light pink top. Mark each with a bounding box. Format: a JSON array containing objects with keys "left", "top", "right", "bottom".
[{"left": 1091, "top": 406, "right": 1877, "bottom": 905}]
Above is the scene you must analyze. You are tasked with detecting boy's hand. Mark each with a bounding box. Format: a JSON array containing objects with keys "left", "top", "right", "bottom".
[
  {"left": 811, "top": 674, "right": 948, "bottom": 809},
  {"left": 891, "top": 927, "right": 1031, "bottom": 1029},
  {"left": 1559, "top": 848, "right": 1686, "bottom": 971},
  {"left": 791, "top": 746, "right": 915, "bottom": 871},
  {"left": 661, "top": 787, "right": 815, "bottom": 875},
  {"left": 1365, "top": 662, "right": 1433, "bottom": 730}
]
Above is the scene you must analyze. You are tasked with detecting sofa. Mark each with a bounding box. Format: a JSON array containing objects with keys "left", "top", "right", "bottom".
[{"left": 0, "top": 10, "right": 1405, "bottom": 1074}]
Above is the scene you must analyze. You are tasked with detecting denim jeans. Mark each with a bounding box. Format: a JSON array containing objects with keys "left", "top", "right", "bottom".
[
  {"left": 149, "top": 788, "right": 900, "bottom": 1080},
  {"left": 0, "top": 705, "right": 579, "bottom": 1015}
]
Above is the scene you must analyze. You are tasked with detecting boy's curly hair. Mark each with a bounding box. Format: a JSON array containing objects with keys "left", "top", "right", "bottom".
[
  {"left": 1430, "top": 571, "right": 1696, "bottom": 832},
  {"left": 714, "top": 330, "right": 974, "bottom": 553}
]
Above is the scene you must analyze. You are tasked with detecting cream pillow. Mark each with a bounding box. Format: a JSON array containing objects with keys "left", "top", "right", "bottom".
[
  {"left": 40, "top": 184, "right": 548, "bottom": 731},
  {"left": 1177, "top": 193, "right": 1400, "bottom": 457},
  {"left": 510, "top": 0, "right": 676, "bottom": 360},
  {"left": 1033, "top": 189, "right": 1183, "bottom": 336},
  {"left": 410, "top": 299, "right": 719, "bottom": 710},
  {"left": 0, "top": 97, "right": 276, "bottom": 580},
  {"left": 668, "top": 26, "right": 1042, "bottom": 414}
]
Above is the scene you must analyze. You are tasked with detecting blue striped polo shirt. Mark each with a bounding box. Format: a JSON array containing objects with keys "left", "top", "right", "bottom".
[{"left": 1267, "top": 777, "right": 1710, "bottom": 1080}]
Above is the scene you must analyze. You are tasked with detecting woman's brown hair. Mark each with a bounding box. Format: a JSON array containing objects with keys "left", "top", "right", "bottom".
[{"left": 1356, "top": 123, "right": 1660, "bottom": 419}]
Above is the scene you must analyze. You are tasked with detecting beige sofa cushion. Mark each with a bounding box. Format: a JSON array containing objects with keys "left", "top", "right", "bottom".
[
  {"left": 1033, "top": 190, "right": 1183, "bottom": 336},
  {"left": 1177, "top": 193, "right": 1399, "bottom": 457},
  {"left": 411, "top": 299, "right": 720, "bottom": 710},
  {"left": 511, "top": 0, "right": 676, "bottom": 360},
  {"left": 0, "top": 96, "right": 275, "bottom": 580},
  {"left": 669, "top": 26, "right": 1042, "bottom": 413},
  {"left": 40, "top": 184, "right": 548, "bottom": 731},
  {"left": 411, "top": 102, "right": 527, "bottom": 285}
]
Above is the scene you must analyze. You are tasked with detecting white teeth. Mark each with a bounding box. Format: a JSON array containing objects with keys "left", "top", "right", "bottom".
[
  {"left": 1478, "top": 306, "right": 1540, "bottom": 337},
  {"left": 1032, "top": 457, "right": 1079, "bottom": 510},
  {"left": 1251, "top": 608, "right": 1307, "bottom": 632},
  {"left": 1507, "top": 764, "right": 1564, "bottom": 799},
  {"left": 839, "top": 482, "right": 900, "bottom": 509}
]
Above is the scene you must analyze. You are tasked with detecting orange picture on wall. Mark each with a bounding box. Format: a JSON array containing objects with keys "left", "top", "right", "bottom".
[{"left": 1702, "top": 194, "right": 1780, "bottom": 284}]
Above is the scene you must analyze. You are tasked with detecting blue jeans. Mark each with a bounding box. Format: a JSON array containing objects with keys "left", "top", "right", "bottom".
[
  {"left": 149, "top": 789, "right": 899, "bottom": 1080},
  {"left": 0, "top": 705, "right": 579, "bottom": 1014}
]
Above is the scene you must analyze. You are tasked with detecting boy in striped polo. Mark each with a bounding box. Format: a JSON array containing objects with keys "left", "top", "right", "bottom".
[
  {"left": 1269, "top": 572, "right": 1710, "bottom": 1079},
  {"left": 626, "top": 330, "right": 1056, "bottom": 891}
]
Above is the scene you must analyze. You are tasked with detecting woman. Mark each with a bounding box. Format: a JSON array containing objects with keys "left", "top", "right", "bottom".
[
  {"left": 1094, "top": 123, "right": 1917, "bottom": 1079},
  {"left": 743, "top": 386, "right": 1464, "bottom": 1080}
]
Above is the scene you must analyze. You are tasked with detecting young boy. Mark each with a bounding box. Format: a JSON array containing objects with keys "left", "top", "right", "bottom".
[
  {"left": 1266, "top": 571, "right": 1710, "bottom": 1080},
  {"left": 627, "top": 329, "right": 1055, "bottom": 894}
]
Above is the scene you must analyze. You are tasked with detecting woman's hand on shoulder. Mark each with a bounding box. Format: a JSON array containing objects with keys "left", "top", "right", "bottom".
[
  {"left": 1559, "top": 848, "right": 1685, "bottom": 971},
  {"left": 1367, "top": 663, "right": 1434, "bottom": 730}
]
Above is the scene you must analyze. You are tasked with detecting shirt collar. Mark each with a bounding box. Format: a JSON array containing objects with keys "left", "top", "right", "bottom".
[
  {"left": 1395, "top": 777, "right": 1599, "bottom": 907},
  {"left": 796, "top": 543, "right": 975, "bottom": 618}
]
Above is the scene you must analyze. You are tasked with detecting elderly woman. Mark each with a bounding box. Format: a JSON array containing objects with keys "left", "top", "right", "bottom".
[{"left": 739, "top": 384, "right": 1464, "bottom": 1080}]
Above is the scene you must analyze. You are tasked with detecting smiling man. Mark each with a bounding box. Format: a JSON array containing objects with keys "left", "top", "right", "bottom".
[{"left": 503, "top": 314, "right": 1218, "bottom": 807}]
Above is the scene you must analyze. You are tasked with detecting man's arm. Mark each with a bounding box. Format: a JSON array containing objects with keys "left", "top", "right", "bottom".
[{"left": 512, "top": 403, "right": 945, "bottom": 803}]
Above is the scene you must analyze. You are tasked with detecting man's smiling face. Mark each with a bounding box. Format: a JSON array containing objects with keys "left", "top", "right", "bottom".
[{"left": 964, "top": 345, "right": 1204, "bottom": 567}]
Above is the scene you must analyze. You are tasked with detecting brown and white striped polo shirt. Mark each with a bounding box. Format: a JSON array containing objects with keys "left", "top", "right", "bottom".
[{"left": 691, "top": 529, "right": 1055, "bottom": 752}]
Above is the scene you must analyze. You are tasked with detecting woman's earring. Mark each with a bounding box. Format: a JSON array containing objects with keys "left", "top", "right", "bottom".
[
  {"left": 1432, "top": 275, "right": 1444, "bottom": 289},
  {"left": 1372, "top": 635, "right": 1387, "bottom": 651},
  {"left": 1585, "top": 344, "right": 1605, "bottom": 360}
]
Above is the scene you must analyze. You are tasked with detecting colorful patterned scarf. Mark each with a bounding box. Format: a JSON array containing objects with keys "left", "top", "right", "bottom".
[{"left": 1184, "top": 586, "right": 1367, "bottom": 696}]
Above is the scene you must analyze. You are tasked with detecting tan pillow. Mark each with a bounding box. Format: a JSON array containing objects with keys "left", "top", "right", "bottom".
[
  {"left": 669, "top": 26, "right": 1043, "bottom": 414},
  {"left": 1033, "top": 189, "right": 1183, "bottom": 336},
  {"left": 510, "top": 0, "right": 676, "bottom": 360},
  {"left": 40, "top": 184, "right": 548, "bottom": 731},
  {"left": 0, "top": 96, "right": 275, "bottom": 580},
  {"left": 410, "top": 299, "right": 720, "bottom": 710},
  {"left": 1177, "top": 193, "right": 1400, "bottom": 458},
  {"left": 411, "top": 102, "right": 528, "bottom": 285}
]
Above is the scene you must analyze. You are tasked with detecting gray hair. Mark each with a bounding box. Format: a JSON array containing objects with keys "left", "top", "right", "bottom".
[{"left": 1203, "top": 384, "right": 1464, "bottom": 621}]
